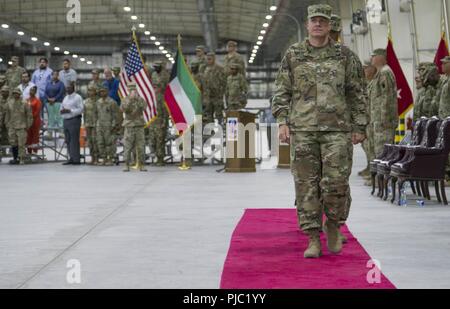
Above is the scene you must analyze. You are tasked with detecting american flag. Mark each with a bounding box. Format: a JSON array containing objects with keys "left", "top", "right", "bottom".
[{"left": 119, "top": 37, "right": 157, "bottom": 124}]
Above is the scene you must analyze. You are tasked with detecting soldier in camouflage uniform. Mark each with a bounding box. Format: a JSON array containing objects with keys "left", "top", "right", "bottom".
[
  {"left": 83, "top": 86, "right": 99, "bottom": 165},
  {"left": 121, "top": 82, "right": 147, "bottom": 172},
  {"left": 272, "top": 4, "right": 367, "bottom": 258},
  {"left": 361, "top": 60, "right": 377, "bottom": 178},
  {"left": 0, "top": 75, "right": 6, "bottom": 90},
  {"left": 149, "top": 61, "right": 170, "bottom": 166},
  {"left": 191, "top": 45, "right": 208, "bottom": 74},
  {"left": 88, "top": 69, "right": 103, "bottom": 95},
  {"left": 191, "top": 62, "right": 205, "bottom": 110},
  {"left": 5, "top": 56, "right": 27, "bottom": 90},
  {"left": 225, "top": 64, "right": 248, "bottom": 111},
  {"left": 96, "top": 86, "right": 119, "bottom": 166},
  {"left": 437, "top": 56, "right": 450, "bottom": 119},
  {"left": 224, "top": 41, "right": 246, "bottom": 76},
  {"left": 203, "top": 52, "right": 226, "bottom": 126},
  {"left": 369, "top": 48, "right": 398, "bottom": 158},
  {"left": 4, "top": 88, "right": 33, "bottom": 165},
  {"left": 0, "top": 84, "right": 10, "bottom": 151},
  {"left": 413, "top": 62, "right": 440, "bottom": 121}
]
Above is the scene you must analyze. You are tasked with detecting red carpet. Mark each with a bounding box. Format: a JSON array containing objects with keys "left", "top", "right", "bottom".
[{"left": 220, "top": 209, "right": 396, "bottom": 289}]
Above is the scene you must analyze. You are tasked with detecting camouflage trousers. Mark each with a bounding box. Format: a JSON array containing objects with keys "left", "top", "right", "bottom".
[
  {"left": 371, "top": 122, "right": 396, "bottom": 158},
  {"left": 85, "top": 126, "right": 98, "bottom": 159},
  {"left": 362, "top": 124, "right": 374, "bottom": 164},
  {"left": 290, "top": 131, "right": 353, "bottom": 232},
  {"left": 123, "top": 126, "right": 145, "bottom": 166},
  {"left": 0, "top": 123, "right": 9, "bottom": 146},
  {"left": 8, "top": 128, "right": 27, "bottom": 160},
  {"left": 148, "top": 118, "right": 168, "bottom": 161},
  {"left": 96, "top": 126, "right": 115, "bottom": 159},
  {"left": 204, "top": 96, "right": 224, "bottom": 126}
]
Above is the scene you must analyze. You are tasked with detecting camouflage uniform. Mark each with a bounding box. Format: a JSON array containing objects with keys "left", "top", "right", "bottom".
[
  {"left": 192, "top": 46, "right": 208, "bottom": 73},
  {"left": 5, "top": 57, "right": 27, "bottom": 90},
  {"left": 368, "top": 50, "right": 398, "bottom": 157},
  {"left": 83, "top": 90, "right": 99, "bottom": 164},
  {"left": 362, "top": 60, "right": 376, "bottom": 164},
  {"left": 413, "top": 62, "right": 439, "bottom": 121},
  {"left": 203, "top": 59, "right": 226, "bottom": 125},
  {"left": 0, "top": 84, "right": 10, "bottom": 147},
  {"left": 121, "top": 84, "right": 147, "bottom": 171},
  {"left": 438, "top": 57, "right": 450, "bottom": 118},
  {"left": 96, "top": 93, "right": 119, "bottom": 164},
  {"left": 4, "top": 89, "right": 33, "bottom": 163},
  {"left": 149, "top": 66, "right": 170, "bottom": 164},
  {"left": 272, "top": 34, "right": 367, "bottom": 235},
  {"left": 225, "top": 66, "right": 248, "bottom": 111},
  {"left": 224, "top": 41, "right": 246, "bottom": 76}
]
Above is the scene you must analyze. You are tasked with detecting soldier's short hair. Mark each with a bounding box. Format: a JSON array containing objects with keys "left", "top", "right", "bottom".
[
  {"left": 227, "top": 41, "right": 238, "bottom": 47},
  {"left": 196, "top": 45, "right": 206, "bottom": 51},
  {"left": 0, "top": 85, "right": 9, "bottom": 92},
  {"left": 207, "top": 52, "right": 216, "bottom": 57},
  {"left": 441, "top": 56, "right": 450, "bottom": 63},
  {"left": 11, "top": 56, "right": 19, "bottom": 62}
]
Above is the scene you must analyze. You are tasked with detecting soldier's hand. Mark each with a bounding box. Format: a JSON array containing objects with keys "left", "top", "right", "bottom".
[
  {"left": 351, "top": 132, "right": 366, "bottom": 145},
  {"left": 279, "top": 124, "right": 290, "bottom": 144}
]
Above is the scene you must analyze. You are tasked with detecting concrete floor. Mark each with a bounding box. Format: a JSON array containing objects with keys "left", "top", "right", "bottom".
[{"left": 1, "top": 145, "right": 450, "bottom": 289}]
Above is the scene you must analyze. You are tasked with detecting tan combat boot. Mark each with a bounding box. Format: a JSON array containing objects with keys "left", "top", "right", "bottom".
[
  {"left": 304, "top": 229, "right": 322, "bottom": 258},
  {"left": 323, "top": 223, "right": 348, "bottom": 244},
  {"left": 325, "top": 220, "right": 343, "bottom": 254}
]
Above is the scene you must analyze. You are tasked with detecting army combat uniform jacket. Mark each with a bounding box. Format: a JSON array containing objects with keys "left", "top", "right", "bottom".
[{"left": 272, "top": 39, "right": 368, "bottom": 133}]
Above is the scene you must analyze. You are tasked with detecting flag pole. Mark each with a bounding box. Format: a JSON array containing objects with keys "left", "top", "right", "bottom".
[{"left": 176, "top": 34, "right": 191, "bottom": 171}]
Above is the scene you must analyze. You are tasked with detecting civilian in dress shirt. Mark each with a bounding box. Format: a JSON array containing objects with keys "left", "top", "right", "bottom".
[
  {"left": 31, "top": 57, "right": 53, "bottom": 118},
  {"left": 60, "top": 83, "right": 83, "bottom": 165}
]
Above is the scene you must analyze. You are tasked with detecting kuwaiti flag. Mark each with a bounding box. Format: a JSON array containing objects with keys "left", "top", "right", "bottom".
[{"left": 164, "top": 45, "right": 202, "bottom": 135}]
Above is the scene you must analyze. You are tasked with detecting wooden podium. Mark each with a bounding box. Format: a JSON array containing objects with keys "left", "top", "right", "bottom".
[
  {"left": 225, "top": 111, "right": 256, "bottom": 173},
  {"left": 278, "top": 143, "right": 290, "bottom": 168}
]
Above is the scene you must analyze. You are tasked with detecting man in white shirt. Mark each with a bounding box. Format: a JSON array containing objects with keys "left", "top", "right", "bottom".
[
  {"left": 17, "top": 71, "right": 36, "bottom": 100},
  {"left": 59, "top": 59, "right": 77, "bottom": 88},
  {"left": 60, "top": 82, "right": 83, "bottom": 165}
]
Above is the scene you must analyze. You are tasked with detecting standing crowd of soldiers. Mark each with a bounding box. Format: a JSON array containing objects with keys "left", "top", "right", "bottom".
[{"left": 0, "top": 40, "right": 249, "bottom": 168}]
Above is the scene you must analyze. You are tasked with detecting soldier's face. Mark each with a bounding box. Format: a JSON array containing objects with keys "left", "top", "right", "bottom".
[
  {"left": 13, "top": 93, "right": 21, "bottom": 100},
  {"left": 443, "top": 62, "right": 450, "bottom": 74},
  {"left": 230, "top": 68, "right": 238, "bottom": 75},
  {"left": 11, "top": 59, "right": 18, "bottom": 67},
  {"left": 307, "top": 17, "right": 331, "bottom": 38},
  {"left": 196, "top": 50, "right": 204, "bottom": 57},
  {"left": 1, "top": 91, "right": 8, "bottom": 98},
  {"left": 92, "top": 73, "right": 99, "bottom": 80},
  {"left": 207, "top": 56, "right": 215, "bottom": 65},
  {"left": 227, "top": 45, "right": 236, "bottom": 53},
  {"left": 100, "top": 90, "right": 108, "bottom": 98},
  {"left": 88, "top": 89, "right": 97, "bottom": 97},
  {"left": 371, "top": 55, "right": 386, "bottom": 67}
]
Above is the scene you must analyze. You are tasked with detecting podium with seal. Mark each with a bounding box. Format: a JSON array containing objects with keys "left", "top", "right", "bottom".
[{"left": 225, "top": 111, "right": 256, "bottom": 173}]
